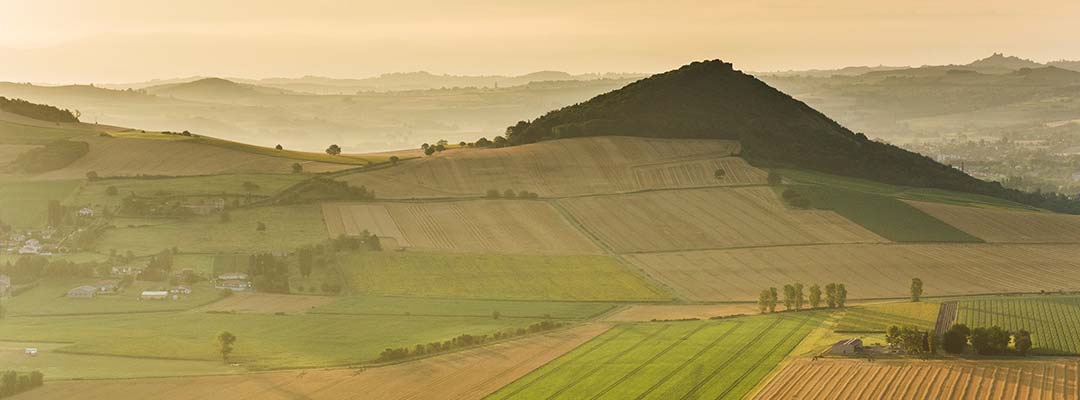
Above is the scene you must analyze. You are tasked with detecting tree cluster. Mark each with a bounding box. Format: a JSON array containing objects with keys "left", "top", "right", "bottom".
[
  {"left": 885, "top": 325, "right": 934, "bottom": 356},
  {"left": 271, "top": 177, "right": 374, "bottom": 204},
  {"left": 0, "top": 96, "right": 78, "bottom": 122},
  {"left": 0, "top": 370, "right": 44, "bottom": 398},
  {"left": 0, "top": 256, "right": 96, "bottom": 284},
  {"left": 941, "top": 324, "right": 1032, "bottom": 356},
  {"left": 247, "top": 253, "right": 290, "bottom": 294},
  {"left": 376, "top": 321, "right": 566, "bottom": 363},
  {"left": 781, "top": 188, "right": 810, "bottom": 208}
]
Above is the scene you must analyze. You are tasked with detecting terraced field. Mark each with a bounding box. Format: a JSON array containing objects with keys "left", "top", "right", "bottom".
[
  {"left": 322, "top": 200, "right": 602, "bottom": 254},
  {"left": 12, "top": 324, "right": 611, "bottom": 400},
  {"left": 756, "top": 359, "right": 1080, "bottom": 399},
  {"left": 559, "top": 187, "right": 884, "bottom": 253},
  {"left": 907, "top": 200, "right": 1080, "bottom": 243},
  {"left": 957, "top": 295, "right": 1080, "bottom": 355},
  {"left": 337, "top": 136, "right": 756, "bottom": 198},
  {"left": 487, "top": 312, "right": 823, "bottom": 400},
  {"left": 627, "top": 244, "right": 1080, "bottom": 301},
  {"left": 340, "top": 251, "right": 667, "bottom": 301}
]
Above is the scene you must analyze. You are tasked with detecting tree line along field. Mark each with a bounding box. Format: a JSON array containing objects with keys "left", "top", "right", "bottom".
[
  {"left": 486, "top": 312, "right": 824, "bottom": 400},
  {"left": 906, "top": 200, "right": 1080, "bottom": 243},
  {"left": 339, "top": 251, "right": 668, "bottom": 301},
  {"left": 322, "top": 200, "right": 602, "bottom": 254},
  {"left": 626, "top": 243, "right": 1080, "bottom": 301},
  {"left": 336, "top": 136, "right": 756, "bottom": 199},
  {"left": 558, "top": 186, "right": 884, "bottom": 253},
  {"left": 956, "top": 295, "right": 1080, "bottom": 355},
  {"left": 10, "top": 323, "right": 612, "bottom": 400},
  {"left": 756, "top": 359, "right": 1080, "bottom": 399}
]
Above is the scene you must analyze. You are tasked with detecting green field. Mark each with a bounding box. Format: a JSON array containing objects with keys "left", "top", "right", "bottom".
[
  {"left": 311, "top": 296, "right": 614, "bottom": 320},
  {"left": 0, "top": 119, "right": 93, "bottom": 145},
  {"left": 787, "top": 184, "right": 981, "bottom": 242},
  {"left": 487, "top": 312, "right": 824, "bottom": 400},
  {"left": 0, "top": 340, "right": 241, "bottom": 379},
  {"left": 339, "top": 251, "right": 668, "bottom": 301},
  {"left": 94, "top": 204, "right": 327, "bottom": 255},
  {"left": 3, "top": 279, "right": 221, "bottom": 316},
  {"left": 69, "top": 173, "right": 309, "bottom": 209},
  {"left": 0, "top": 179, "right": 81, "bottom": 228},
  {"left": 0, "top": 312, "right": 536, "bottom": 370},
  {"left": 833, "top": 301, "right": 940, "bottom": 333},
  {"left": 957, "top": 295, "right": 1080, "bottom": 355}
]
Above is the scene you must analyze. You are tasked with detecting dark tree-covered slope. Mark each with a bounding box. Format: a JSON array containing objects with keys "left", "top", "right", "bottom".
[
  {"left": 0, "top": 96, "right": 79, "bottom": 123},
  {"left": 502, "top": 60, "right": 1080, "bottom": 213}
]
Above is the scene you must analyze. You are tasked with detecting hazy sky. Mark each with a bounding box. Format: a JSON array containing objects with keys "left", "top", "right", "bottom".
[{"left": 2, "top": 0, "right": 1079, "bottom": 83}]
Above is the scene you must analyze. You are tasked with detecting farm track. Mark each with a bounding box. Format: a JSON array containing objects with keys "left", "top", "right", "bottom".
[{"left": 935, "top": 302, "right": 958, "bottom": 338}]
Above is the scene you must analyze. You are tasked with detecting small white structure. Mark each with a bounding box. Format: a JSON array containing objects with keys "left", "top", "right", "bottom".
[
  {"left": 67, "top": 285, "right": 98, "bottom": 298},
  {"left": 217, "top": 272, "right": 248, "bottom": 281},
  {"left": 111, "top": 265, "right": 144, "bottom": 276},
  {"left": 24, "top": 348, "right": 38, "bottom": 356},
  {"left": 169, "top": 286, "right": 192, "bottom": 295},
  {"left": 140, "top": 290, "right": 169, "bottom": 300},
  {"left": 830, "top": 338, "right": 864, "bottom": 355},
  {"left": 78, "top": 207, "right": 94, "bottom": 217}
]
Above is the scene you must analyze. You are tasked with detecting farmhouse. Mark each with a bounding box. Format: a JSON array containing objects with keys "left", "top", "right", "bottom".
[
  {"left": 829, "top": 338, "right": 864, "bottom": 355},
  {"left": 78, "top": 207, "right": 94, "bottom": 217},
  {"left": 0, "top": 274, "right": 10, "bottom": 297},
  {"left": 67, "top": 285, "right": 98, "bottom": 298},
  {"left": 216, "top": 279, "right": 252, "bottom": 291},
  {"left": 140, "top": 290, "right": 169, "bottom": 300},
  {"left": 111, "top": 265, "right": 144, "bottom": 276}
]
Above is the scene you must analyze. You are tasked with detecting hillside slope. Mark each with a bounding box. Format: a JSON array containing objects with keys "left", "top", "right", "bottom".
[{"left": 501, "top": 60, "right": 1078, "bottom": 213}]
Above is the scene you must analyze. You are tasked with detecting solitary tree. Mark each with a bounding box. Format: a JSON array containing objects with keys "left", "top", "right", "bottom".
[
  {"left": 794, "top": 283, "right": 805, "bottom": 311},
  {"left": 326, "top": 144, "right": 342, "bottom": 156},
  {"left": 782, "top": 284, "right": 796, "bottom": 311},
  {"left": 825, "top": 283, "right": 838, "bottom": 308},
  {"left": 424, "top": 146, "right": 436, "bottom": 156},
  {"left": 715, "top": 169, "right": 726, "bottom": 180},
  {"left": 86, "top": 170, "right": 99, "bottom": 181},
  {"left": 808, "top": 284, "right": 822, "bottom": 309},
  {"left": 390, "top": 155, "right": 400, "bottom": 165},
  {"left": 768, "top": 287, "right": 778, "bottom": 313},
  {"left": 758, "top": 289, "right": 771, "bottom": 313},
  {"left": 217, "top": 331, "right": 237, "bottom": 363},
  {"left": 275, "top": 144, "right": 283, "bottom": 150},
  {"left": 910, "top": 278, "right": 924, "bottom": 302}
]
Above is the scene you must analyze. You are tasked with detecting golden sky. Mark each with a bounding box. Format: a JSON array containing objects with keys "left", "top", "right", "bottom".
[{"left": 1, "top": 0, "right": 1079, "bottom": 82}]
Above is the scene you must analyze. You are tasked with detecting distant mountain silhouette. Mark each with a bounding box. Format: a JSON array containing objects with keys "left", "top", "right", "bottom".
[
  {"left": 501, "top": 60, "right": 1080, "bottom": 213},
  {"left": 144, "top": 78, "right": 298, "bottom": 100}
]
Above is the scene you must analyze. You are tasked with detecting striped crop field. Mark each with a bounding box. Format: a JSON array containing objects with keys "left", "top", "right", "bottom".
[
  {"left": 486, "top": 312, "right": 824, "bottom": 400},
  {"left": 956, "top": 295, "right": 1080, "bottom": 355},
  {"left": 756, "top": 359, "right": 1080, "bottom": 399}
]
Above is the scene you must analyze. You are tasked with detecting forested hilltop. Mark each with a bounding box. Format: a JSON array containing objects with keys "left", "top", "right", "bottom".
[
  {"left": 500, "top": 60, "right": 1080, "bottom": 213},
  {"left": 0, "top": 96, "right": 79, "bottom": 123}
]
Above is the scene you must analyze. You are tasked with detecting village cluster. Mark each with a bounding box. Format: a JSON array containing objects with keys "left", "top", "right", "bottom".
[{"left": 61, "top": 269, "right": 254, "bottom": 300}]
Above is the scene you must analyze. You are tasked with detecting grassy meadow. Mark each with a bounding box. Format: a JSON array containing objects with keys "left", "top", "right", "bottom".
[
  {"left": 0, "top": 312, "right": 538, "bottom": 370},
  {"left": 95, "top": 204, "right": 327, "bottom": 255},
  {"left": 311, "top": 296, "right": 614, "bottom": 319},
  {"left": 338, "top": 251, "right": 669, "bottom": 301},
  {"left": 0, "top": 179, "right": 81, "bottom": 228},
  {"left": 832, "top": 301, "right": 941, "bottom": 333}
]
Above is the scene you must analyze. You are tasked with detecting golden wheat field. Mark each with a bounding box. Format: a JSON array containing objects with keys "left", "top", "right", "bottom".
[
  {"left": 322, "top": 200, "right": 603, "bottom": 254},
  {"left": 337, "top": 136, "right": 759, "bottom": 198},
  {"left": 558, "top": 186, "right": 884, "bottom": 253},
  {"left": 906, "top": 200, "right": 1080, "bottom": 243},
  {"left": 15, "top": 323, "right": 611, "bottom": 400},
  {"left": 626, "top": 243, "right": 1080, "bottom": 301},
  {"left": 756, "top": 359, "right": 1080, "bottom": 399},
  {"left": 33, "top": 136, "right": 351, "bottom": 179}
]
